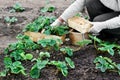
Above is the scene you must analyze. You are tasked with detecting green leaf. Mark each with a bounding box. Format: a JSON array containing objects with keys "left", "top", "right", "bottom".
[
  {"left": 49, "top": 61, "right": 68, "bottom": 76},
  {"left": 60, "top": 47, "right": 73, "bottom": 57},
  {"left": 108, "top": 48, "right": 114, "bottom": 56},
  {"left": 13, "top": 2, "right": 25, "bottom": 12},
  {"left": 10, "top": 61, "right": 26, "bottom": 75},
  {"left": 51, "top": 26, "right": 69, "bottom": 36},
  {"left": 77, "top": 39, "right": 92, "bottom": 47},
  {"left": 117, "top": 64, "right": 120, "bottom": 70},
  {"left": 30, "top": 64, "right": 40, "bottom": 78},
  {"left": 26, "top": 54, "right": 33, "bottom": 60},
  {"left": 40, "top": 5, "right": 56, "bottom": 13},
  {"left": 100, "top": 65, "right": 107, "bottom": 72},
  {"left": 0, "top": 70, "right": 8, "bottom": 77},
  {"left": 65, "top": 57, "right": 75, "bottom": 69},
  {"left": 39, "top": 52, "right": 50, "bottom": 60},
  {"left": 37, "top": 60, "right": 48, "bottom": 69},
  {"left": 4, "top": 57, "right": 12, "bottom": 67},
  {"left": 10, "top": 50, "right": 25, "bottom": 60},
  {"left": 89, "top": 35, "right": 102, "bottom": 43},
  {"left": 59, "top": 62, "right": 68, "bottom": 76},
  {"left": 4, "top": 48, "right": 9, "bottom": 54}
]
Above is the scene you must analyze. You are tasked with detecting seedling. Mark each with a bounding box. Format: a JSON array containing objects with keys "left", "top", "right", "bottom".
[
  {"left": 65, "top": 57, "right": 75, "bottom": 69},
  {"left": 30, "top": 52, "right": 50, "bottom": 78},
  {"left": 3, "top": 34, "right": 38, "bottom": 61},
  {"left": 40, "top": 5, "right": 56, "bottom": 13},
  {"left": 0, "top": 57, "right": 26, "bottom": 77},
  {"left": 51, "top": 25, "right": 69, "bottom": 36},
  {"left": 94, "top": 56, "right": 120, "bottom": 75},
  {"left": 60, "top": 47, "right": 73, "bottom": 56},
  {"left": 10, "top": 2, "right": 25, "bottom": 12},
  {"left": 23, "top": 16, "right": 56, "bottom": 32},
  {"left": 77, "top": 39, "right": 92, "bottom": 47},
  {"left": 48, "top": 61, "right": 68, "bottom": 77},
  {"left": 37, "top": 38, "right": 62, "bottom": 51},
  {"left": 89, "top": 35, "right": 120, "bottom": 56},
  {"left": 4, "top": 16, "right": 18, "bottom": 25},
  {"left": 23, "top": 16, "right": 69, "bottom": 36}
]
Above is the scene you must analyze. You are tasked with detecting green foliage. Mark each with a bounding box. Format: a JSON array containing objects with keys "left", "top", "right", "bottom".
[
  {"left": 40, "top": 5, "right": 56, "bottom": 12},
  {"left": 23, "top": 16, "right": 56, "bottom": 32},
  {"left": 77, "top": 39, "right": 92, "bottom": 47},
  {"left": 23, "top": 16, "right": 69, "bottom": 36},
  {"left": 3, "top": 34, "right": 38, "bottom": 61},
  {"left": 94, "top": 56, "right": 120, "bottom": 75},
  {"left": 30, "top": 59, "right": 49, "bottom": 78},
  {"left": 89, "top": 35, "right": 120, "bottom": 56},
  {"left": 60, "top": 47, "right": 73, "bottom": 56},
  {"left": 0, "top": 57, "right": 26, "bottom": 77},
  {"left": 1, "top": 15, "right": 73, "bottom": 79},
  {"left": 39, "top": 52, "right": 50, "bottom": 60},
  {"left": 94, "top": 56, "right": 115, "bottom": 72},
  {"left": 30, "top": 52, "right": 50, "bottom": 78},
  {"left": 65, "top": 57, "right": 75, "bottom": 69},
  {"left": 10, "top": 2, "right": 25, "bottom": 12},
  {"left": 4, "top": 16, "right": 18, "bottom": 24},
  {"left": 49, "top": 61, "right": 68, "bottom": 76},
  {"left": 51, "top": 26, "right": 69, "bottom": 36},
  {"left": 37, "top": 38, "right": 62, "bottom": 51}
]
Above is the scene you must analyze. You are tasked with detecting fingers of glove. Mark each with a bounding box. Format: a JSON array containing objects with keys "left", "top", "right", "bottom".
[{"left": 89, "top": 22, "right": 103, "bottom": 34}]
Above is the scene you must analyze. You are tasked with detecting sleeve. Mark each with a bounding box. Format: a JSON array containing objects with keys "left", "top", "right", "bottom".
[
  {"left": 102, "top": 15, "right": 120, "bottom": 29},
  {"left": 89, "top": 15, "right": 120, "bottom": 34},
  {"left": 60, "top": 0, "right": 85, "bottom": 22}
]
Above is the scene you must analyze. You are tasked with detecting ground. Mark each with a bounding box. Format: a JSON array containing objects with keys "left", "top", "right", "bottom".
[{"left": 0, "top": 0, "right": 120, "bottom": 80}]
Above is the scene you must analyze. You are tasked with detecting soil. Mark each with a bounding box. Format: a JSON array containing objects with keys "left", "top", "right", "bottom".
[{"left": 0, "top": 0, "right": 120, "bottom": 80}]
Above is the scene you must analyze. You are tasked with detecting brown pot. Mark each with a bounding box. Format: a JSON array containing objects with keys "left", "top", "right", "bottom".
[
  {"left": 69, "top": 32, "right": 89, "bottom": 45},
  {"left": 24, "top": 31, "right": 66, "bottom": 42}
]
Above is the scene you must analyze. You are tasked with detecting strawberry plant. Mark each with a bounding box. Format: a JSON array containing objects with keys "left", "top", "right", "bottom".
[
  {"left": 40, "top": 5, "right": 56, "bottom": 13},
  {"left": 4, "top": 16, "right": 18, "bottom": 24},
  {"left": 23, "top": 16, "right": 69, "bottom": 36},
  {"left": 65, "top": 57, "right": 75, "bottom": 69},
  {"left": 30, "top": 52, "right": 50, "bottom": 78},
  {"left": 9, "top": 2, "right": 25, "bottom": 12},
  {"left": 4, "top": 34, "right": 38, "bottom": 61},
  {"left": 0, "top": 57, "right": 26, "bottom": 77},
  {"left": 0, "top": 15, "right": 73, "bottom": 79},
  {"left": 37, "top": 38, "right": 62, "bottom": 51},
  {"left": 77, "top": 39, "right": 92, "bottom": 47},
  {"left": 23, "top": 16, "right": 56, "bottom": 32},
  {"left": 49, "top": 61, "right": 68, "bottom": 76},
  {"left": 94, "top": 56, "right": 120, "bottom": 75},
  {"left": 60, "top": 47, "right": 73, "bottom": 56},
  {"left": 89, "top": 35, "right": 120, "bottom": 56}
]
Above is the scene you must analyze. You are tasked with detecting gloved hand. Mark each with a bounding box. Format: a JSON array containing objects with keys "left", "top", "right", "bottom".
[
  {"left": 89, "top": 22, "right": 106, "bottom": 34},
  {"left": 50, "top": 19, "right": 63, "bottom": 27},
  {"left": 89, "top": 16, "right": 120, "bottom": 34}
]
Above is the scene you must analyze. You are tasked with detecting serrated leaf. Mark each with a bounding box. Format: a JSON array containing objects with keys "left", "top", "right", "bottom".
[{"left": 65, "top": 57, "right": 75, "bottom": 69}]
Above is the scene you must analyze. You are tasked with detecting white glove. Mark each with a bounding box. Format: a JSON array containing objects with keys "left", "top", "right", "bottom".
[
  {"left": 89, "top": 16, "right": 120, "bottom": 34},
  {"left": 89, "top": 22, "right": 106, "bottom": 34},
  {"left": 50, "top": 19, "right": 62, "bottom": 27}
]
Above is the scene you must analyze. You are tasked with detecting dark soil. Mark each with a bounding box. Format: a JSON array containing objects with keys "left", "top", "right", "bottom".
[{"left": 0, "top": 0, "right": 120, "bottom": 80}]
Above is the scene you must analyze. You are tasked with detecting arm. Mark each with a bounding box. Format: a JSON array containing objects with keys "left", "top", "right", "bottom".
[
  {"left": 60, "top": 0, "right": 85, "bottom": 22},
  {"left": 51, "top": 0, "right": 85, "bottom": 27},
  {"left": 89, "top": 15, "right": 120, "bottom": 33}
]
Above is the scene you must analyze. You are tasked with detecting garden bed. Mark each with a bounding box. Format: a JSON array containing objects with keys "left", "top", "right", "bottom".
[{"left": 0, "top": 0, "right": 120, "bottom": 80}]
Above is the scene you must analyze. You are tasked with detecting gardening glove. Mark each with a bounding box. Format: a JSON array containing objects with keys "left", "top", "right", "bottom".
[
  {"left": 89, "top": 15, "right": 120, "bottom": 34},
  {"left": 50, "top": 19, "right": 62, "bottom": 27},
  {"left": 60, "top": 0, "right": 85, "bottom": 22}
]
